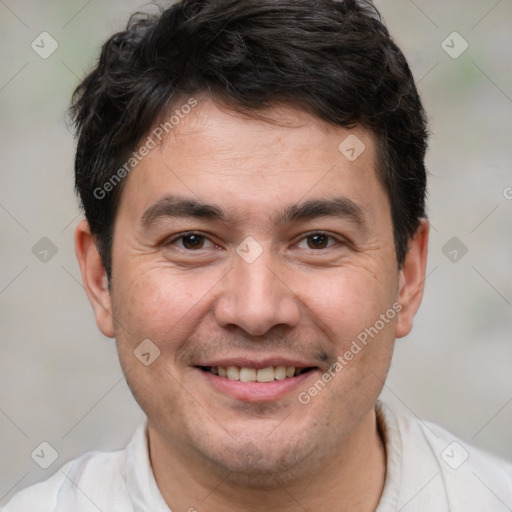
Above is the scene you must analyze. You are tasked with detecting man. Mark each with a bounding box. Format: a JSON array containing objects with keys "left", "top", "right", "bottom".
[{"left": 4, "top": 0, "right": 511, "bottom": 510}]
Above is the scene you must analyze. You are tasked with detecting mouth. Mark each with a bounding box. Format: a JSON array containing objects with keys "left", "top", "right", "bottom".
[
  {"left": 195, "top": 364, "right": 320, "bottom": 402},
  {"left": 197, "top": 365, "right": 316, "bottom": 382}
]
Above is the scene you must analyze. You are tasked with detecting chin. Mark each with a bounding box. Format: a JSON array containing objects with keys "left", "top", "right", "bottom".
[{"left": 195, "top": 434, "right": 315, "bottom": 489}]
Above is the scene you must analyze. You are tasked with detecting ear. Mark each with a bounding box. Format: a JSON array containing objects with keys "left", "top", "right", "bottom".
[
  {"left": 395, "top": 218, "right": 429, "bottom": 339},
  {"left": 74, "top": 220, "right": 115, "bottom": 338}
]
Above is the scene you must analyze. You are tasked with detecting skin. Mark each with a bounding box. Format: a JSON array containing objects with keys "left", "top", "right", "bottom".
[{"left": 75, "top": 99, "right": 429, "bottom": 511}]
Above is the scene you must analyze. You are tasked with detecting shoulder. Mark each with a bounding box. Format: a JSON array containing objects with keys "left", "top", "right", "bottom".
[
  {"left": 418, "top": 414, "right": 512, "bottom": 500},
  {"left": 2, "top": 425, "right": 145, "bottom": 512},
  {"left": 378, "top": 400, "right": 512, "bottom": 511},
  {"left": 410, "top": 408, "right": 512, "bottom": 481}
]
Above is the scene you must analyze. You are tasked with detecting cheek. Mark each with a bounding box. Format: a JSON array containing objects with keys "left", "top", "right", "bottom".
[
  {"left": 298, "top": 270, "right": 397, "bottom": 413},
  {"left": 295, "top": 263, "right": 397, "bottom": 346},
  {"left": 112, "top": 260, "right": 226, "bottom": 348},
  {"left": 110, "top": 264, "right": 201, "bottom": 421}
]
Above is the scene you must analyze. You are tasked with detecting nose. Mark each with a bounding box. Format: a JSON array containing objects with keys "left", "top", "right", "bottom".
[{"left": 213, "top": 250, "right": 301, "bottom": 336}]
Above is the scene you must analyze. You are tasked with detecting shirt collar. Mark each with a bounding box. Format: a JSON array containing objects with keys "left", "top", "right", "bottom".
[
  {"left": 125, "top": 421, "right": 172, "bottom": 512},
  {"left": 375, "top": 399, "right": 403, "bottom": 512}
]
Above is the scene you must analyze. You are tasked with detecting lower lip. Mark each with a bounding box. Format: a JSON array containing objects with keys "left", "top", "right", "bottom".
[{"left": 196, "top": 367, "right": 318, "bottom": 402}]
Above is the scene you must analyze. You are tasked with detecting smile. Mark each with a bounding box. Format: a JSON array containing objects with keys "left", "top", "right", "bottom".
[
  {"left": 198, "top": 365, "right": 315, "bottom": 382},
  {"left": 196, "top": 365, "right": 319, "bottom": 402}
]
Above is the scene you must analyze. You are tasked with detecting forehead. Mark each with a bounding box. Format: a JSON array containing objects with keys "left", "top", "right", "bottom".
[{"left": 116, "top": 99, "right": 389, "bottom": 226}]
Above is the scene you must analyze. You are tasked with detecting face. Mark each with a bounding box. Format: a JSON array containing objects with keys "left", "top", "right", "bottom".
[{"left": 76, "top": 99, "right": 428, "bottom": 486}]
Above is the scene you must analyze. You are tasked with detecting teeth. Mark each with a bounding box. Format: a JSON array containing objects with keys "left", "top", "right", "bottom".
[
  {"left": 256, "top": 367, "right": 274, "bottom": 383},
  {"left": 274, "top": 366, "right": 287, "bottom": 380},
  {"left": 240, "top": 368, "right": 256, "bottom": 382},
  {"left": 208, "top": 365, "right": 306, "bottom": 381},
  {"left": 226, "top": 366, "right": 240, "bottom": 380}
]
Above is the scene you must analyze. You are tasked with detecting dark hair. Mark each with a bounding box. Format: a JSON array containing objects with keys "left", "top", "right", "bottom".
[{"left": 70, "top": 0, "right": 428, "bottom": 278}]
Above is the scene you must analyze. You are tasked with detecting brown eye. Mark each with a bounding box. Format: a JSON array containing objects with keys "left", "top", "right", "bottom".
[
  {"left": 306, "top": 234, "right": 330, "bottom": 249},
  {"left": 181, "top": 234, "right": 205, "bottom": 249},
  {"left": 170, "top": 234, "right": 215, "bottom": 250},
  {"left": 295, "top": 233, "right": 340, "bottom": 251}
]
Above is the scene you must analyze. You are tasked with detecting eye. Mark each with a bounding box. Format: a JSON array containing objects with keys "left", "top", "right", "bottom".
[
  {"left": 296, "top": 233, "right": 339, "bottom": 250},
  {"left": 169, "top": 233, "right": 216, "bottom": 250}
]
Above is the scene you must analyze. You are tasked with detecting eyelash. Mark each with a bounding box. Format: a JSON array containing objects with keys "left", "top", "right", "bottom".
[
  {"left": 167, "top": 232, "right": 218, "bottom": 250},
  {"left": 165, "top": 231, "right": 344, "bottom": 251},
  {"left": 295, "top": 232, "right": 340, "bottom": 250}
]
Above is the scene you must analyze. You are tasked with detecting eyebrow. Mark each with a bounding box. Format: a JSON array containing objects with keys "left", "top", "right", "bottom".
[
  {"left": 141, "top": 196, "right": 226, "bottom": 227},
  {"left": 277, "top": 197, "right": 367, "bottom": 226},
  {"left": 141, "top": 195, "right": 367, "bottom": 228}
]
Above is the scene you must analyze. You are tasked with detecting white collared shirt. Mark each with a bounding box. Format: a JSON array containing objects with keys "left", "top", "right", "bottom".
[{"left": 4, "top": 401, "right": 512, "bottom": 511}]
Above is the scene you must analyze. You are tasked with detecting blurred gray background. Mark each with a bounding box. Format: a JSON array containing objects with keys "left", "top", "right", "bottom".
[{"left": 1, "top": 0, "right": 511, "bottom": 503}]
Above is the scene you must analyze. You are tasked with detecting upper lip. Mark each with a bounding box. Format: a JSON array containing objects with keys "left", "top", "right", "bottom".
[{"left": 195, "top": 356, "right": 319, "bottom": 370}]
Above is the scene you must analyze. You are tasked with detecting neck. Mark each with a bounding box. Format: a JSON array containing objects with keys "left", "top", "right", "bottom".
[{"left": 148, "top": 408, "right": 386, "bottom": 511}]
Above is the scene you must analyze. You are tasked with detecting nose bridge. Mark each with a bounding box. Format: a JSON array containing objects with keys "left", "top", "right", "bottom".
[
  {"left": 237, "top": 252, "right": 280, "bottom": 304},
  {"left": 214, "top": 247, "right": 300, "bottom": 335}
]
